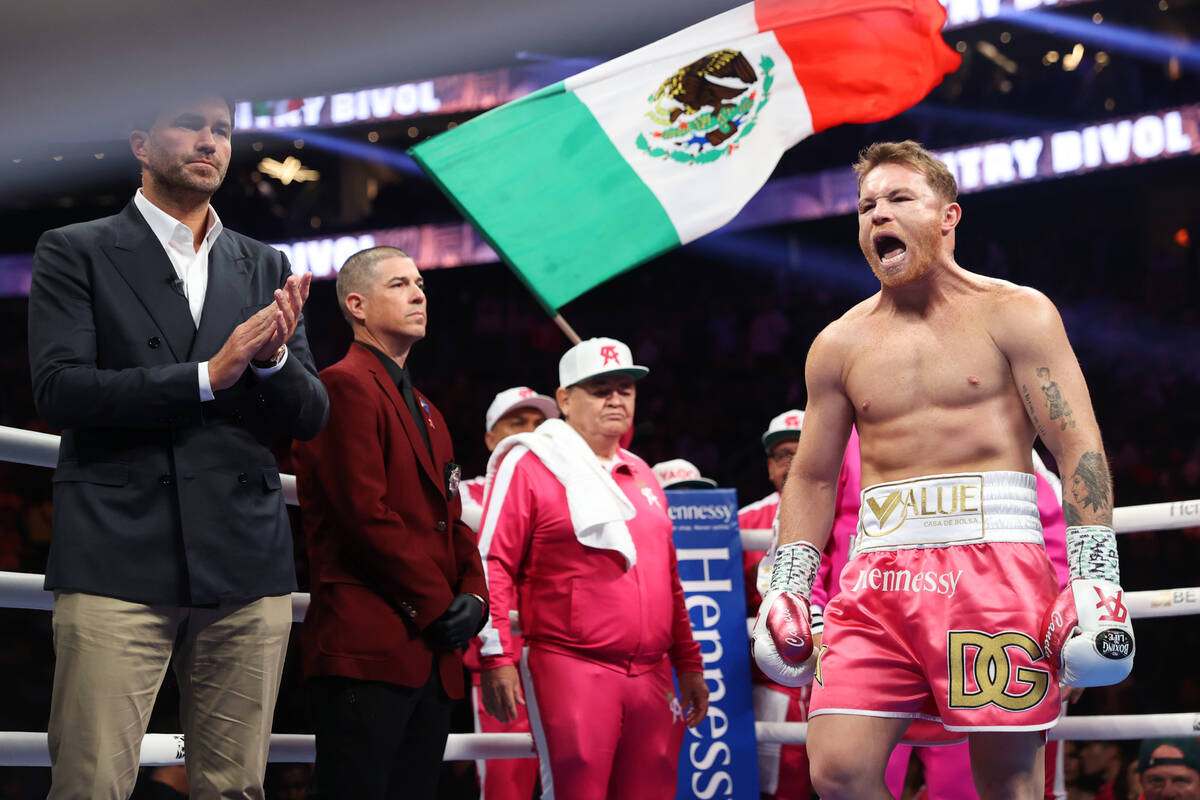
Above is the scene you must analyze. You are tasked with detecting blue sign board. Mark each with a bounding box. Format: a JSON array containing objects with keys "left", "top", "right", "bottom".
[{"left": 669, "top": 488, "right": 760, "bottom": 800}]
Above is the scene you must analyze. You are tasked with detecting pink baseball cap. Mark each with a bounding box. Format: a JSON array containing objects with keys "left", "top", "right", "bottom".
[
  {"left": 652, "top": 458, "right": 717, "bottom": 489},
  {"left": 558, "top": 337, "right": 648, "bottom": 388},
  {"left": 762, "top": 409, "right": 805, "bottom": 451},
  {"left": 485, "top": 386, "right": 560, "bottom": 432}
]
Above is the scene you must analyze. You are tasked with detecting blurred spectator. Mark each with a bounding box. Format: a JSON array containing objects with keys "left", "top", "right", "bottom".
[{"left": 1138, "top": 739, "right": 1200, "bottom": 800}]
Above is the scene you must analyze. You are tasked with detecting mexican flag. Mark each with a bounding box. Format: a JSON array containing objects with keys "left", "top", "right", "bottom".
[{"left": 411, "top": 0, "right": 960, "bottom": 313}]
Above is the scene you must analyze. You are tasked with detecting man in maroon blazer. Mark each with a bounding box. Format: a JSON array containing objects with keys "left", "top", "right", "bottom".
[{"left": 292, "top": 245, "right": 488, "bottom": 800}]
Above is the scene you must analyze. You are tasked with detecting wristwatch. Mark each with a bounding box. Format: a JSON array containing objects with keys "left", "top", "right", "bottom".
[{"left": 251, "top": 345, "right": 286, "bottom": 369}]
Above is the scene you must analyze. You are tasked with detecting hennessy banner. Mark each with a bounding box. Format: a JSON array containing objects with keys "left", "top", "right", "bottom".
[{"left": 669, "top": 488, "right": 759, "bottom": 800}]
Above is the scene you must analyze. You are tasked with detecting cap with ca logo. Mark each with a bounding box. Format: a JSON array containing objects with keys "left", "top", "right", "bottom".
[{"left": 559, "top": 337, "right": 649, "bottom": 388}]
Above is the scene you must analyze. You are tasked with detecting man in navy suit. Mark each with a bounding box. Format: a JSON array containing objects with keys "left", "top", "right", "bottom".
[{"left": 27, "top": 95, "right": 329, "bottom": 799}]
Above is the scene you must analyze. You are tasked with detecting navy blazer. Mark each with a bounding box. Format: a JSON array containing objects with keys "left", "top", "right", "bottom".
[{"left": 28, "top": 201, "right": 329, "bottom": 606}]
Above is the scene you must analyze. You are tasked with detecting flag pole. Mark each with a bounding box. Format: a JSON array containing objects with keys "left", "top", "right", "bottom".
[{"left": 551, "top": 314, "right": 582, "bottom": 345}]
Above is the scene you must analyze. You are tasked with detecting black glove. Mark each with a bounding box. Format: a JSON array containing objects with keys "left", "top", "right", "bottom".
[{"left": 425, "top": 594, "right": 484, "bottom": 651}]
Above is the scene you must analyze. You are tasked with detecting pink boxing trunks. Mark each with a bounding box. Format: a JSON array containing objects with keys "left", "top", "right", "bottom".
[{"left": 809, "top": 471, "right": 1062, "bottom": 733}]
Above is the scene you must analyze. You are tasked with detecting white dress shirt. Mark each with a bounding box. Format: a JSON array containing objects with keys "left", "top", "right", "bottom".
[{"left": 133, "top": 190, "right": 286, "bottom": 401}]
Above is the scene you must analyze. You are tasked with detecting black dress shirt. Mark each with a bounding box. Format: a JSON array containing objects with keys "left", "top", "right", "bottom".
[{"left": 362, "top": 343, "right": 432, "bottom": 458}]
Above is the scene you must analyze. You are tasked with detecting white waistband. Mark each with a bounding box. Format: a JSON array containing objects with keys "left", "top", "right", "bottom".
[{"left": 853, "top": 471, "right": 1042, "bottom": 555}]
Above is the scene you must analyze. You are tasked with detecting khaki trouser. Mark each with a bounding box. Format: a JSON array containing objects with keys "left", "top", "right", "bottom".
[{"left": 47, "top": 591, "right": 292, "bottom": 800}]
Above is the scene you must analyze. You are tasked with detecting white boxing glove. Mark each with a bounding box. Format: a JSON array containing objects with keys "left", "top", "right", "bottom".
[
  {"left": 1040, "top": 526, "right": 1135, "bottom": 688},
  {"left": 751, "top": 541, "right": 822, "bottom": 687}
]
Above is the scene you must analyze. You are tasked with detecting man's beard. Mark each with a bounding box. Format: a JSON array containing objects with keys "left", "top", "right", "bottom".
[
  {"left": 151, "top": 158, "right": 226, "bottom": 196},
  {"left": 863, "top": 227, "right": 940, "bottom": 289}
]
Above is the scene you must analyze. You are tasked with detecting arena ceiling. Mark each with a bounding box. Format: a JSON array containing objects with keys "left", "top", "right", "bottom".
[{"left": 0, "top": 0, "right": 737, "bottom": 154}]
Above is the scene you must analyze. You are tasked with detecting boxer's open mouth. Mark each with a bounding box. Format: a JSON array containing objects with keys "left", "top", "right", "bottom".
[{"left": 874, "top": 233, "right": 907, "bottom": 265}]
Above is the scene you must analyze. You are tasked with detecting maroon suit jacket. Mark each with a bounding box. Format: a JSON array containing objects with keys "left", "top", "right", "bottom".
[{"left": 292, "top": 342, "right": 487, "bottom": 698}]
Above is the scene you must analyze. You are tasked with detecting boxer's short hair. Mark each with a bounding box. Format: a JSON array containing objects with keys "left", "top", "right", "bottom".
[{"left": 853, "top": 140, "right": 958, "bottom": 205}]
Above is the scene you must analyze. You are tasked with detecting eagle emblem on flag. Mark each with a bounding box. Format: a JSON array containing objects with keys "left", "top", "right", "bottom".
[{"left": 636, "top": 49, "right": 774, "bottom": 165}]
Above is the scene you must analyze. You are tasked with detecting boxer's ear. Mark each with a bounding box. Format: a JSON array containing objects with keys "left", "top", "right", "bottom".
[{"left": 941, "top": 202, "right": 962, "bottom": 232}]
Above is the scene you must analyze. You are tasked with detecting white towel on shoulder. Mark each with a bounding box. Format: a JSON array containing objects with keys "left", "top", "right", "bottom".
[{"left": 486, "top": 418, "right": 638, "bottom": 569}]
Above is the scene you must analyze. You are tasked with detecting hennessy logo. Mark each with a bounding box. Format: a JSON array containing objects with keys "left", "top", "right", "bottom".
[
  {"left": 784, "top": 414, "right": 802, "bottom": 428},
  {"left": 518, "top": 388, "right": 534, "bottom": 398},
  {"left": 1094, "top": 586, "right": 1129, "bottom": 623},
  {"left": 599, "top": 345, "right": 620, "bottom": 366},
  {"left": 862, "top": 477, "right": 983, "bottom": 537},
  {"left": 948, "top": 631, "right": 1049, "bottom": 712}
]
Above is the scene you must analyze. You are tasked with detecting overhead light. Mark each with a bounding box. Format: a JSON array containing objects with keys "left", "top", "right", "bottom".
[
  {"left": 1044, "top": 50, "right": 1060, "bottom": 65},
  {"left": 367, "top": 131, "right": 380, "bottom": 143},
  {"left": 1092, "top": 13, "right": 1103, "bottom": 23},
  {"left": 258, "top": 156, "right": 320, "bottom": 186},
  {"left": 1062, "top": 43, "right": 1084, "bottom": 71},
  {"left": 976, "top": 41, "right": 1017, "bottom": 74},
  {"left": 1000, "top": 31, "right": 1012, "bottom": 44},
  {"left": 93, "top": 153, "right": 104, "bottom": 160}
]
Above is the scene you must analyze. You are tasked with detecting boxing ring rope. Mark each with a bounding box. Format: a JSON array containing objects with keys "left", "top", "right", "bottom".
[
  {"left": 0, "top": 712, "right": 1198, "bottom": 766},
  {"left": 1, "top": 425, "right": 1197, "bottom": 764},
  {"left": 739, "top": 492, "right": 1200, "bottom": 550},
  {"left": 0, "top": 732, "right": 536, "bottom": 767},
  {"left": 1, "top": 425, "right": 1196, "bottom": 547}
]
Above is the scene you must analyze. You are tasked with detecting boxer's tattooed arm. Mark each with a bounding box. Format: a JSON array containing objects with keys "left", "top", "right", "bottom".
[
  {"left": 1020, "top": 382, "right": 1049, "bottom": 440},
  {"left": 1063, "top": 451, "right": 1113, "bottom": 527},
  {"left": 1036, "top": 367, "right": 1076, "bottom": 430}
]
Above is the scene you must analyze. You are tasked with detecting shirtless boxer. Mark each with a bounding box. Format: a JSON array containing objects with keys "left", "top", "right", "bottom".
[{"left": 752, "top": 141, "right": 1134, "bottom": 800}]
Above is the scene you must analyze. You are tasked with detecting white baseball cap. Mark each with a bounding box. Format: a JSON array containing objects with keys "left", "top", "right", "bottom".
[
  {"left": 762, "top": 409, "right": 805, "bottom": 451},
  {"left": 652, "top": 458, "right": 717, "bottom": 489},
  {"left": 485, "top": 386, "right": 560, "bottom": 432},
  {"left": 558, "top": 337, "right": 648, "bottom": 388}
]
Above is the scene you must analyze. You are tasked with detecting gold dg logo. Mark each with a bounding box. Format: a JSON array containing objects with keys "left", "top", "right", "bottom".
[{"left": 947, "top": 631, "right": 1050, "bottom": 711}]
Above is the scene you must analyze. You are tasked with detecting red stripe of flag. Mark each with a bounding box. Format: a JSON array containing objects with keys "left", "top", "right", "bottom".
[{"left": 754, "top": 0, "right": 960, "bottom": 133}]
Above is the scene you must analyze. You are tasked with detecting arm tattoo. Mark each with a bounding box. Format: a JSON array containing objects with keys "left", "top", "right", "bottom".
[
  {"left": 1065, "top": 451, "right": 1113, "bottom": 526},
  {"left": 1020, "top": 383, "right": 1048, "bottom": 440},
  {"left": 1036, "top": 367, "right": 1076, "bottom": 430}
]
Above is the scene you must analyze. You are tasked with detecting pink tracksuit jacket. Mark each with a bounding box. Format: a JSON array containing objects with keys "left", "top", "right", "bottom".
[{"left": 478, "top": 445, "right": 701, "bottom": 674}]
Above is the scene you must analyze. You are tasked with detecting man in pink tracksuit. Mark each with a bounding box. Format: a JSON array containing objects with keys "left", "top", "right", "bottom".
[
  {"left": 459, "top": 386, "right": 559, "bottom": 800},
  {"left": 477, "top": 337, "right": 709, "bottom": 800}
]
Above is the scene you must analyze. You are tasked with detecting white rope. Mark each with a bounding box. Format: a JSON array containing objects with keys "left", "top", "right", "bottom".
[
  {"left": 0, "top": 425, "right": 298, "bottom": 504},
  {"left": 739, "top": 499, "right": 1200, "bottom": 552},
  {"left": 1, "top": 425, "right": 1194, "bottom": 537},
  {"left": 3, "top": 713, "right": 1195, "bottom": 766},
  {"left": 0, "top": 731, "right": 535, "bottom": 767},
  {"left": 756, "top": 713, "right": 1200, "bottom": 744},
  {"left": 5, "top": 572, "right": 1198, "bottom": 622}
]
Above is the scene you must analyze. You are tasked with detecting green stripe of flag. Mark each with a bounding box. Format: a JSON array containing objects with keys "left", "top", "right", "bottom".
[{"left": 410, "top": 82, "right": 679, "bottom": 312}]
